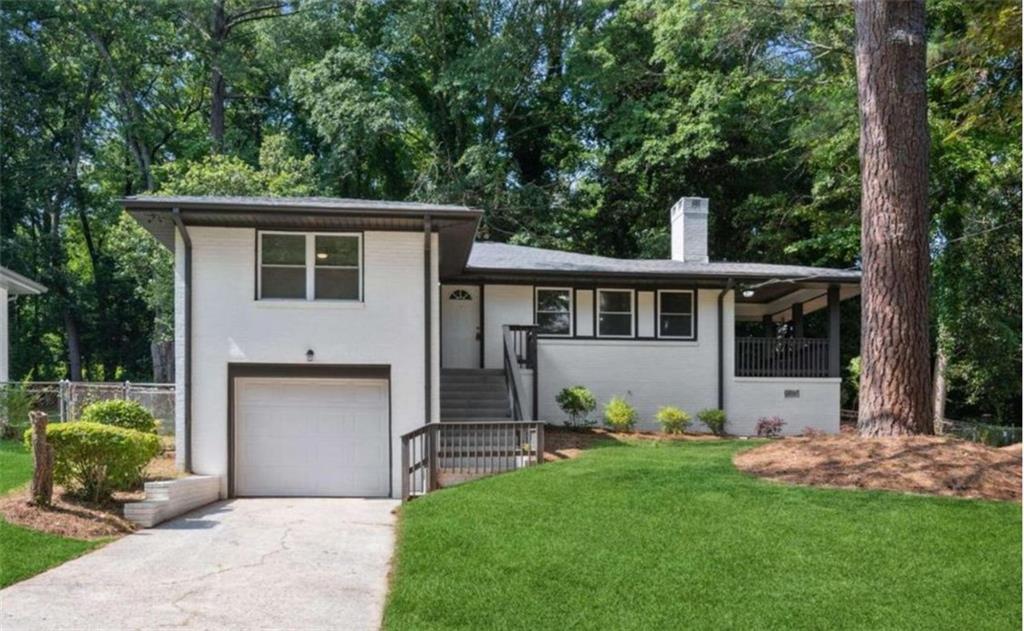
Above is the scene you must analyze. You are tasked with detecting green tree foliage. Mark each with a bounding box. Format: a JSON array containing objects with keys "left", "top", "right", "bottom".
[{"left": 0, "top": 0, "right": 1018, "bottom": 422}]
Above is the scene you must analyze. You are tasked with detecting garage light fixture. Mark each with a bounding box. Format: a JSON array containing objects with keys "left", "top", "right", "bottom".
[{"left": 306, "top": 349, "right": 315, "bottom": 362}]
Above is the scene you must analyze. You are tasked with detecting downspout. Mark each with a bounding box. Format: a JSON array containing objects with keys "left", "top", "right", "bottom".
[
  {"left": 717, "top": 279, "right": 734, "bottom": 411},
  {"left": 424, "top": 215, "right": 432, "bottom": 424},
  {"left": 171, "top": 208, "right": 193, "bottom": 472}
]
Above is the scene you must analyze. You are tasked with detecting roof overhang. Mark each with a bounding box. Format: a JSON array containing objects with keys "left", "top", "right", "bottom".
[
  {"left": 120, "top": 196, "right": 483, "bottom": 278},
  {"left": 0, "top": 266, "right": 46, "bottom": 295}
]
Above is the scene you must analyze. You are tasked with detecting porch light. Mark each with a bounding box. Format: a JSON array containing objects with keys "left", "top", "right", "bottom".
[
  {"left": 316, "top": 252, "right": 328, "bottom": 260},
  {"left": 306, "top": 349, "right": 315, "bottom": 362},
  {"left": 742, "top": 289, "right": 755, "bottom": 298}
]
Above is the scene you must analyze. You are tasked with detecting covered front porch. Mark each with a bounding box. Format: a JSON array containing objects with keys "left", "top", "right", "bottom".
[{"left": 733, "top": 283, "right": 859, "bottom": 379}]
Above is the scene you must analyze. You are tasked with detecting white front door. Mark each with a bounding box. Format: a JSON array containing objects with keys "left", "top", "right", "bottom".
[
  {"left": 234, "top": 377, "right": 390, "bottom": 497},
  {"left": 441, "top": 284, "right": 481, "bottom": 368}
]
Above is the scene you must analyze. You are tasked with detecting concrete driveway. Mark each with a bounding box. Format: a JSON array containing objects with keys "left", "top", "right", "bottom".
[{"left": 1, "top": 498, "right": 400, "bottom": 631}]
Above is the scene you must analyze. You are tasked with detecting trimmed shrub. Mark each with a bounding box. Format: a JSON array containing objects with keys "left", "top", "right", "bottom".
[
  {"left": 556, "top": 386, "right": 597, "bottom": 428},
  {"left": 756, "top": 416, "right": 786, "bottom": 437},
  {"left": 0, "top": 382, "right": 37, "bottom": 440},
  {"left": 698, "top": 408, "right": 727, "bottom": 436},
  {"left": 24, "top": 422, "right": 161, "bottom": 502},
  {"left": 655, "top": 406, "right": 691, "bottom": 434},
  {"left": 80, "top": 399, "right": 158, "bottom": 434},
  {"left": 603, "top": 397, "right": 638, "bottom": 432}
]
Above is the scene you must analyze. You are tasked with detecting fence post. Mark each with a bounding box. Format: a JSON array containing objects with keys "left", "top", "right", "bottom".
[
  {"left": 59, "top": 380, "right": 68, "bottom": 422},
  {"left": 400, "top": 435, "right": 410, "bottom": 502},
  {"left": 536, "top": 423, "right": 545, "bottom": 465},
  {"left": 427, "top": 426, "right": 439, "bottom": 492},
  {"left": 123, "top": 381, "right": 131, "bottom": 400}
]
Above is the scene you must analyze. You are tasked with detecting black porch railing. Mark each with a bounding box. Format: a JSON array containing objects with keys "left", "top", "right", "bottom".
[{"left": 735, "top": 337, "right": 830, "bottom": 378}]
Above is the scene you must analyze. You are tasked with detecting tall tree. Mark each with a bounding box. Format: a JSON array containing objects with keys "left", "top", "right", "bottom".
[{"left": 854, "top": 0, "right": 932, "bottom": 435}]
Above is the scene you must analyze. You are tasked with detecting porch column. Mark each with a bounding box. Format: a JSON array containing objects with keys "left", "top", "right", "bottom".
[
  {"left": 792, "top": 302, "right": 804, "bottom": 338},
  {"left": 762, "top": 314, "right": 774, "bottom": 338},
  {"left": 827, "top": 285, "right": 840, "bottom": 378}
]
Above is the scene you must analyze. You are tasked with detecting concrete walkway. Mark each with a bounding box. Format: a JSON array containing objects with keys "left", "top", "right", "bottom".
[{"left": 1, "top": 498, "right": 400, "bottom": 630}]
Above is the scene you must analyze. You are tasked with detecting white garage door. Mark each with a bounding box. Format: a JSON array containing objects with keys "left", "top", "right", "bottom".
[{"left": 234, "top": 377, "right": 389, "bottom": 497}]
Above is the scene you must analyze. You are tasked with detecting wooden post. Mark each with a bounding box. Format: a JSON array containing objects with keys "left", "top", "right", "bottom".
[
  {"left": 30, "top": 411, "right": 53, "bottom": 506},
  {"left": 827, "top": 285, "right": 841, "bottom": 378},
  {"left": 792, "top": 302, "right": 804, "bottom": 338}
]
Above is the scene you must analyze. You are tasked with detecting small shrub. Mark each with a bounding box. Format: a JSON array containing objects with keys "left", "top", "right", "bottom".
[
  {"left": 0, "top": 382, "right": 38, "bottom": 440},
  {"left": 603, "top": 396, "right": 638, "bottom": 432},
  {"left": 80, "top": 399, "right": 158, "bottom": 434},
  {"left": 802, "top": 426, "right": 826, "bottom": 438},
  {"left": 655, "top": 406, "right": 691, "bottom": 434},
  {"left": 556, "top": 386, "right": 597, "bottom": 428},
  {"left": 756, "top": 416, "right": 786, "bottom": 438},
  {"left": 24, "top": 422, "right": 161, "bottom": 502},
  {"left": 698, "top": 408, "right": 727, "bottom": 436}
]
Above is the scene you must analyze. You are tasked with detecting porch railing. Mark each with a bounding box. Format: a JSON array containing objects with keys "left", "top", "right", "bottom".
[
  {"left": 735, "top": 337, "right": 830, "bottom": 378},
  {"left": 400, "top": 421, "right": 545, "bottom": 502},
  {"left": 503, "top": 325, "right": 538, "bottom": 420}
]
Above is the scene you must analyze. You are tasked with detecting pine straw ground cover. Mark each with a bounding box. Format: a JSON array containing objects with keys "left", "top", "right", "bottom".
[
  {"left": 0, "top": 438, "right": 179, "bottom": 587},
  {"left": 733, "top": 434, "right": 1022, "bottom": 502},
  {"left": 385, "top": 439, "right": 1021, "bottom": 630}
]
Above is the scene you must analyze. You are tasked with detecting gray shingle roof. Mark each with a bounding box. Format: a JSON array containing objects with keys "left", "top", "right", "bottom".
[{"left": 466, "top": 242, "right": 860, "bottom": 282}]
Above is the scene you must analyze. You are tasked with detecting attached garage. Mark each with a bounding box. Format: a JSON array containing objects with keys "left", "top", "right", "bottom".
[{"left": 229, "top": 367, "right": 391, "bottom": 498}]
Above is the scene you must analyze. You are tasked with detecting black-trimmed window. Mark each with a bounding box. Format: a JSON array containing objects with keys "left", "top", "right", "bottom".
[
  {"left": 535, "top": 287, "right": 572, "bottom": 335},
  {"left": 597, "top": 289, "right": 634, "bottom": 337},
  {"left": 658, "top": 290, "right": 694, "bottom": 338},
  {"left": 258, "top": 232, "right": 362, "bottom": 301}
]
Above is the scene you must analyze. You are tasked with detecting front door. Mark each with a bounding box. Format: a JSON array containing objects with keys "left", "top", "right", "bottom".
[{"left": 441, "top": 285, "right": 481, "bottom": 368}]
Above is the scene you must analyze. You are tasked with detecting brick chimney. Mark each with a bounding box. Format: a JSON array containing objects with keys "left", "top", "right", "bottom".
[{"left": 670, "top": 197, "right": 709, "bottom": 263}]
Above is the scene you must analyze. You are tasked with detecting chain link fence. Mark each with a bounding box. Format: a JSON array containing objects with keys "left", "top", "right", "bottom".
[{"left": 1, "top": 381, "right": 175, "bottom": 435}]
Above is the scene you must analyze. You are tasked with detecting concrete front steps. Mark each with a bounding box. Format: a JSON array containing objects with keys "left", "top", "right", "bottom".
[
  {"left": 124, "top": 475, "right": 220, "bottom": 528},
  {"left": 440, "top": 368, "right": 511, "bottom": 421}
]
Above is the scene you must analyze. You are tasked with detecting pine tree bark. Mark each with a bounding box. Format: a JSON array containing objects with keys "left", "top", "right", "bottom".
[
  {"left": 30, "top": 411, "right": 53, "bottom": 506},
  {"left": 854, "top": 0, "right": 933, "bottom": 436}
]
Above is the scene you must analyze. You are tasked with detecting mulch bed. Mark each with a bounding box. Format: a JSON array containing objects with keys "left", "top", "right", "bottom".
[
  {"left": 544, "top": 427, "right": 721, "bottom": 461},
  {"left": 0, "top": 447, "right": 180, "bottom": 539},
  {"left": 733, "top": 435, "right": 1022, "bottom": 502}
]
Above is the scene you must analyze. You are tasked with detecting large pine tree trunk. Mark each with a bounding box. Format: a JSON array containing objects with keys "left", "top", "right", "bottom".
[{"left": 854, "top": 0, "right": 933, "bottom": 436}]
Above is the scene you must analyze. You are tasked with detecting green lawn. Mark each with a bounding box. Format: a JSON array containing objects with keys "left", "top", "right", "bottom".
[
  {"left": 384, "top": 439, "right": 1022, "bottom": 631},
  {"left": 0, "top": 439, "right": 101, "bottom": 588}
]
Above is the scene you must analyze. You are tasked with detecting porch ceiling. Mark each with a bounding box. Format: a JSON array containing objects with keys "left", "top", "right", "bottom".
[{"left": 734, "top": 283, "right": 860, "bottom": 322}]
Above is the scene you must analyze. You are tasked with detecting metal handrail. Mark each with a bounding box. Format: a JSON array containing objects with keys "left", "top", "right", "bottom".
[{"left": 400, "top": 421, "right": 545, "bottom": 502}]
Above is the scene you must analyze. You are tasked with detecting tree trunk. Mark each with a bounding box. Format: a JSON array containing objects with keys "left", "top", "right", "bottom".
[
  {"left": 30, "top": 411, "right": 53, "bottom": 506},
  {"left": 64, "top": 309, "right": 83, "bottom": 381},
  {"left": 854, "top": 0, "right": 933, "bottom": 436},
  {"left": 932, "top": 343, "right": 948, "bottom": 435},
  {"left": 151, "top": 340, "right": 174, "bottom": 383},
  {"left": 210, "top": 0, "right": 227, "bottom": 152}
]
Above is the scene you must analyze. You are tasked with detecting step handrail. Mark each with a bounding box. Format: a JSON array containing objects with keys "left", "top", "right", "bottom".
[
  {"left": 400, "top": 421, "right": 545, "bottom": 502},
  {"left": 502, "top": 325, "right": 531, "bottom": 420}
]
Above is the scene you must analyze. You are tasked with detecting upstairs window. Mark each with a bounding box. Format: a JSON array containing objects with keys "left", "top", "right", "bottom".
[
  {"left": 535, "top": 287, "right": 572, "bottom": 336},
  {"left": 658, "top": 290, "right": 694, "bottom": 338},
  {"left": 258, "top": 232, "right": 361, "bottom": 301},
  {"left": 597, "top": 289, "right": 634, "bottom": 337}
]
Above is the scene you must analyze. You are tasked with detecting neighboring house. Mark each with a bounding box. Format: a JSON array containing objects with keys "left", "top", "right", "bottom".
[
  {"left": 122, "top": 195, "right": 860, "bottom": 499},
  {"left": 0, "top": 266, "right": 46, "bottom": 383}
]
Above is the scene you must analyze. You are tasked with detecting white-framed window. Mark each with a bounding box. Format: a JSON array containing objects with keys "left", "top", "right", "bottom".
[
  {"left": 258, "top": 231, "right": 362, "bottom": 301},
  {"left": 597, "top": 289, "right": 634, "bottom": 337},
  {"left": 535, "top": 287, "right": 573, "bottom": 336},
  {"left": 658, "top": 290, "right": 694, "bottom": 339}
]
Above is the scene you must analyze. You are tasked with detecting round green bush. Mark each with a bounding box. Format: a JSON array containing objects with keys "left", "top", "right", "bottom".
[
  {"left": 555, "top": 386, "right": 597, "bottom": 428},
  {"left": 603, "top": 396, "right": 638, "bottom": 432},
  {"left": 698, "top": 408, "right": 727, "bottom": 436},
  {"left": 655, "top": 406, "right": 691, "bottom": 434},
  {"left": 79, "top": 399, "right": 158, "bottom": 434},
  {"left": 24, "top": 422, "right": 161, "bottom": 502}
]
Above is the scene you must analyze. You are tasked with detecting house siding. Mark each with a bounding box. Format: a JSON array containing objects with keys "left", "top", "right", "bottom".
[
  {"left": 474, "top": 284, "right": 838, "bottom": 435},
  {"left": 176, "top": 227, "right": 438, "bottom": 498}
]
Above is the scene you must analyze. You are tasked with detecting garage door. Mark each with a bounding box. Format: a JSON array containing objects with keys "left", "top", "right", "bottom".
[{"left": 234, "top": 377, "right": 389, "bottom": 497}]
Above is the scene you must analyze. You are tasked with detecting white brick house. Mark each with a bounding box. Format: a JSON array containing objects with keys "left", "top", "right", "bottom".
[{"left": 124, "top": 195, "right": 860, "bottom": 499}]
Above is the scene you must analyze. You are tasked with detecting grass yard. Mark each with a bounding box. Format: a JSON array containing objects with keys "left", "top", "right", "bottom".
[
  {"left": 0, "top": 439, "right": 101, "bottom": 588},
  {"left": 385, "top": 439, "right": 1022, "bottom": 630}
]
